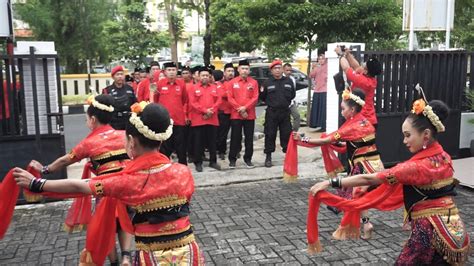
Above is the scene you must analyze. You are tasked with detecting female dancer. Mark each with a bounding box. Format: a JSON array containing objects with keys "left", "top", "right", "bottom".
[
  {"left": 308, "top": 97, "right": 470, "bottom": 265},
  {"left": 13, "top": 102, "right": 204, "bottom": 265},
  {"left": 29, "top": 94, "right": 132, "bottom": 266},
  {"left": 294, "top": 88, "right": 383, "bottom": 239}
]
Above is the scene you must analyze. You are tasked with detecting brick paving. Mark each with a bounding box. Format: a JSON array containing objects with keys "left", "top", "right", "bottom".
[{"left": 1, "top": 178, "right": 473, "bottom": 265}]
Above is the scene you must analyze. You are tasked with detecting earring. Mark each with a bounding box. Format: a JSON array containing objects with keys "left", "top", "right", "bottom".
[{"left": 422, "top": 140, "right": 428, "bottom": 149}]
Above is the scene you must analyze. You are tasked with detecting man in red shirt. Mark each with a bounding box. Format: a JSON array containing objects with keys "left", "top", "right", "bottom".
[
  {"left": 181, "top": 66, "right": 193, "bottom": 84},
  {"left": 188, "top": 67, "right": 222, "bottom": 172},
  {"left": 336, "top": 46, "right": 382, "bottom": 127},
  {"left": 216, "top": 63, "right": 235, "bottom": 160},
  {"left": 153, "top": 62, "right": 188, "bottom": 165},
  {"left": 226, "top": 59, "right": 259, "bottom": 168},
  {"left": 136, "top": 61, "right": 160, "bottom": 102}
]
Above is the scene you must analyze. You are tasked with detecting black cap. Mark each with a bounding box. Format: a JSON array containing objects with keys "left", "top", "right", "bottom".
[
  {"left": 207, "top": 64, "right": 216, "bottom": 71},
  {"left": 191, "top": 66, "right": 201, "bottom": 74},
  {"left": 134, "top": 67, "right": 142, "bottom": 73},
  {"left": 198, "top": 66, "right": 211, "bottom": 74},
  {"left": 125, "top": 75, "right": 133, "bottom": 82},
  {"left": 366, "top": 57, "right": 382, "bottom": 77},
  {"left": 224, "top": 63, "right": 234, "bottom": 70},
  {"left": 182, "top": 66, "right": 191, "bottom": 72},
  {"left": 163, "top": 62, "right": 177, "bottom": 69},
  {"left": 150, "top": 61, "right": 160, "bottom": 68},
  {"left": 238, "top": 59, "right": 250, "bottom": 66}
]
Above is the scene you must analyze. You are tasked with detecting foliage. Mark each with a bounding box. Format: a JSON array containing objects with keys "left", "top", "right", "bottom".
[
  {"left": 210, "top": 0, "right": 262, "bottom": 58},
  {"left": 14, "top": 0, "right": 115, "bottom": 73},
  {"left": 104, "top": 1, "right": 170, "bottom": 66}
]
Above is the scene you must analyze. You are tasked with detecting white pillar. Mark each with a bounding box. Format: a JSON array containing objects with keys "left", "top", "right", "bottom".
[{"left": 325, "top": 42, "right": 365, "bottom": 133}]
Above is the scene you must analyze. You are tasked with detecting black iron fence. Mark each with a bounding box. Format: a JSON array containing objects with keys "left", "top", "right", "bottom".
[
  {"left": 0, "top": 47, "right": 67, "bottom": 184},
  {"left": 358, "top": 50, "right": 472, "bottom": 165}
]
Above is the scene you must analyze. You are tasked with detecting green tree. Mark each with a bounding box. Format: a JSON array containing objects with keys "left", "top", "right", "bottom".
[
  {"left": 210, "top": 0, "right": 262, "bottom": 58},
  {"left": 105, "top": 1, "right": 170, "bottom": 66},
  {"left": 15, "top": 0, "right": 116, "bottom": 73}
]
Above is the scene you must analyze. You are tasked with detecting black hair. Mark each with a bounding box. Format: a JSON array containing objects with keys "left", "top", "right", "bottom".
[
  {"left": 343, "top": 88, "right": 366, "bottom": 113},
  {"left": 283, "top": 63, "right": 292, "bottom": 68},
  {"left": 125, "top": 103, "right": 170, "bottom": 149},
  {"left": 213, "top": 70, "right": 224, "bottom": 82},
  {"left": 87, "top": 94, "right": 114, "bottom": 124},
  {"left": 150, "top": 61, "right": 160, "bottom": 68},
  {"left": 406, "top": 100, "right": 449, "bottom": 139},
  {"left": 366, "top": 57, "right": 382, "bottom": 77}
]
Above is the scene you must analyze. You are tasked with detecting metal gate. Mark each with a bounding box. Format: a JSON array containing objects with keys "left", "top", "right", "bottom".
[
  {"left": 356, "top": 50, "right": 471, "bottom": 166},
  {"left": 0, "top": 47, "right": 67, "bottom": 183}
]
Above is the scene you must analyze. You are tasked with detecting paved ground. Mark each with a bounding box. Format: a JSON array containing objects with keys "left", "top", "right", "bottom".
[{"left": 1, "top": 178, "right": 473, "bottom": 265}]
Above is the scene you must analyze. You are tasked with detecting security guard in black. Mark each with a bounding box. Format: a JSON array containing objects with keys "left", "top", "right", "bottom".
[{"left": 260, "top": 60, "right": 295, "bottom": 167}]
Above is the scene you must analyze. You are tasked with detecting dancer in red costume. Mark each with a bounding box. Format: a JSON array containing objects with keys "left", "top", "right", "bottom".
[
  {"left": 11, "top": 102, "right": 203, "bottom": 265},
  {"left": 307, "top": 91, "right": 470, "bottom": 265},
  {"left": 28, "top": 94, "right": 133, "bottom": 265},
  {"left": 293, "top": 88, "right": 383, "bottom": 239}
]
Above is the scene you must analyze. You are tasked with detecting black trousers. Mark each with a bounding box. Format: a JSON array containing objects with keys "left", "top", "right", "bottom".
[
  {"left": 264, "top": 107, "right": 292, "bottom": 154},
  {"left": 160, "top": 125, "right": 187, "bottom": 165},
  {"left": 192, "top": 125, "right": 217, "bottom": 164},
  {"left": 217, "top": 112, "right": 231, "bottom": 155},
  {"left": 229, "top": 119, "right": 254, "bottom": 162}
]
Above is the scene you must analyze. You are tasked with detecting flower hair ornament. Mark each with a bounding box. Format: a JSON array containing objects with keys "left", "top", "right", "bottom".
[
  {"left": 129, "top": 101, "right": 174, "bottom": 141},
  {"left": 342, "top": 89, "right": 365, "bottom": 106},
  {"left": 411, "top": 84, "right": 445, "bottom": 133},
  {"left": 86, "top": 95, "right": 114, "bottom": 112}
]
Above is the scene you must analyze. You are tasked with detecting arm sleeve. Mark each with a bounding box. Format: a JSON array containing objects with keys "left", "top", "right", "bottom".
[
  {"left": 70, "top": 138, "right": 90, "bottom": 161},
  {"left": 376, "top": 161, "right": 425, "bottom": 186},
  {"left": 211, "top": 89, "right": 222, "bottom": 111},
  {"left": 88, "top": 172, "right": 135, "bottom": 199},
  {"left": 244, "top": 80, "right": 259, "bottom": 110},
  {"left": 226, "top": 83, "right": 240, "bottom": 109},
  {"left": 345, "top": 68, "right": 370, "bottom": 93}
]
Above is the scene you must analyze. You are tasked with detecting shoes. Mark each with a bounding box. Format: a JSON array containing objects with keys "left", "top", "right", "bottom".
[
  {"left": 218, "top": 153, "right": 225, "bottom": 160},
  {"left": 265, "top": 153, "right": 272, "bottom": 168},
  {"left": 229, "top": 161, "right": 236, "bottom": 169},
  {"left": 195, "top": 163, "right": 203, "bottom": 172},
  {"left": 209, "top": 162, "right": 221, "bottom": 170},
  {"left": 244, "top": 160, "right": 255, "bottom": 168},
  {"left": 326, "top": 205, "right": 341, "bottom": 215},
  {"left": 361, "top": 222, "right": 374, "bottom": 240}
]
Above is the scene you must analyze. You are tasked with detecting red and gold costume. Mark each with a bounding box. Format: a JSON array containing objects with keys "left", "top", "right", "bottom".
[
  {"left": 64, "top": 124, "right": 129, "bottom": 232},
  {"left": 306, "top": 142, "right": 470, "bottom": 265},
  {"left": 87, "top": 151, "right": 203, "bottom": 265},
  {"left": 284, "top": 113, "right": 383, "bottom": 191},
  {"left": 0, "top": 151, "right": 203, "bottom": 265}
]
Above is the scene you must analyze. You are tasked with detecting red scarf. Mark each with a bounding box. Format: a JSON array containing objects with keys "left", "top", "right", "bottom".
[
  {"left": 0, "top": 151, "right": 170, "bottom": 266},
  {"left": 306, "top": 142, "right": 444, "bottom": 253},
  {"left": 283, "top": 133, "right": 346, "bottom": 181}
]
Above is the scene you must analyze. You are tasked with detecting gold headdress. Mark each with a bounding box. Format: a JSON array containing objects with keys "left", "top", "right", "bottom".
[{"left": 411, "top": 84, "right": 445, "bottom": 133}]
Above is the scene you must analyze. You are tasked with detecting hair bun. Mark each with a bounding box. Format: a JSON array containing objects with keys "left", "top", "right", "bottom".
[
  {"left": 140, "top": 104, "right": 170, "bottom": 134},
  {"left": 428, "top": 100, "right": 449, "bottom": 123}
]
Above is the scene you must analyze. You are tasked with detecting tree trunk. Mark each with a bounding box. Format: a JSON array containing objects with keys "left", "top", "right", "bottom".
[
  {"left": 164, "top": 1, "right": 178, "bottom": 63},
  {"left": 203, "top": 0, "right": 211, "bottom": 66}
]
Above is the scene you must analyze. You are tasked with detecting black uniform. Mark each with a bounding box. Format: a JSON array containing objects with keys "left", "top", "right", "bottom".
[
  {"left": 260, "top": 76, "right": 295, "bottom": 154},
  {"left": 103, "top": 83, "right": 137, "bottom": 130}
]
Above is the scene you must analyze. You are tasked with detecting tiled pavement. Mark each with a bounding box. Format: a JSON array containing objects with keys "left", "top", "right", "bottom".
[{"left": 1, "top": 178, "right": 473, "bottom": 265}]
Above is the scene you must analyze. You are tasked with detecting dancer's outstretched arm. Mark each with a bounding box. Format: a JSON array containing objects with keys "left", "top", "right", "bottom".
[
  {"left": 310, "top": 173, "right": 383, "bottom": 196},
  {"left": 13, "top": 167, "right": 92, "bottom": 194}
]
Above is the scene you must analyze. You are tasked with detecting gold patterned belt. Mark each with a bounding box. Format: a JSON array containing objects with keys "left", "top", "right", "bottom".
[
  {"left": 410, "top": 197, "right": 458, "bottom": 220},
  {"left": 135, "top": 233, "right": 195, "bottom": 251},
  {"left": 96, "top": 160, "right": 128, "bottom": 175},
  {"left": 91, "top": 149, "right": 127, "bottom": 161}
]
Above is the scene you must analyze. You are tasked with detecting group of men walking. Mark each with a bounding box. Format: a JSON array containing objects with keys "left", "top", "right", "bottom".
[{"left": 102, "top": 59, "right": 296, "bottom": 172}]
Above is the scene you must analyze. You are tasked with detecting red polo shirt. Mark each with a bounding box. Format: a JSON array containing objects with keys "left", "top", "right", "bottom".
[
  {"left": 346, "top": 68, "right": 377, "bottom": 125},
  {"left": 188, "top": 82, "right": 221, "bottom": 127},
  {"left": 153, "top": 78, "right": 187, "bottom": 126},
  {"left": 136, "top": 78, "right": 151, "bottom": 102},
  {"left": 226, "top": 76, "right": 259, "bottom": 120},
  {"left": 216, "top": 80, "right": 232, "bottom": 114}
]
